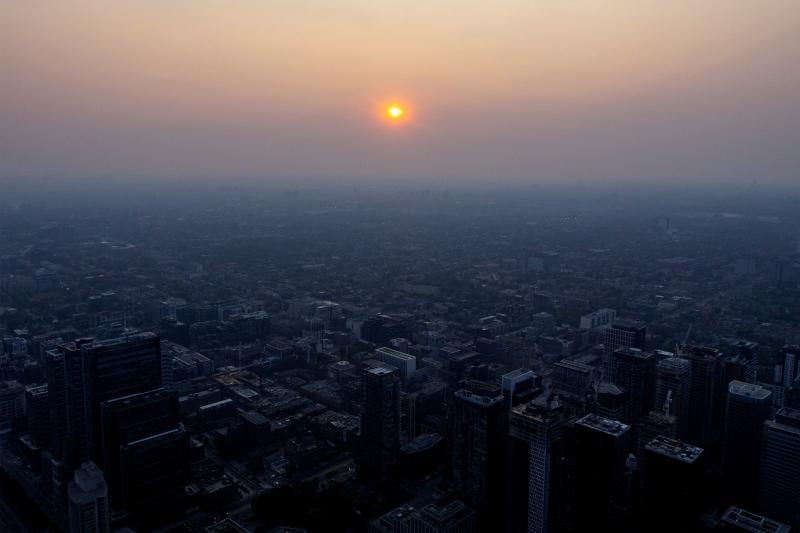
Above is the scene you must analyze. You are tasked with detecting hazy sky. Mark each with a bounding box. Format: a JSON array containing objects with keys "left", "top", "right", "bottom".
[{"left": 2, "top": 1, "right": 799, "bottom": 186}]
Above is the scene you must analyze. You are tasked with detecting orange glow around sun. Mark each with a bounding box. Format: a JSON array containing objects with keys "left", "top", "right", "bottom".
[{"left": 379, "top": 101, "right": 412, "bottom": 126}]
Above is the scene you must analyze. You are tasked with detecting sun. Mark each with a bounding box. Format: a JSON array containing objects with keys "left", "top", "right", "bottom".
[{"left": 386, "top": 105, "right": 405, "bottom": 120}]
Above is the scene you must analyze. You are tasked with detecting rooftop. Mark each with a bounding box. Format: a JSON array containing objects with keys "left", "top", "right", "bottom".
[
  {"left": 729, "top": 381, "right": 772, "bottom": 401},
  {"left": 576, "top": 413, "right": 630, "bottom": 437},
  {"left": 720, "top": 506, "right": 791, "bottom": 533},
  {"left": 645, "top": 436, "right": 703, "bottom": 463},
  {"left": 375, "top": 346, "right": 415, "bottom": 361}
]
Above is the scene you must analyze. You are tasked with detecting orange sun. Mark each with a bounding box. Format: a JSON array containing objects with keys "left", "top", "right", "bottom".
[
  {"left": 387, "top": 105, "right": 405, "bottom": 119},
  {"left": 379, "top": 101, "right": 411, "bottom": 126}
]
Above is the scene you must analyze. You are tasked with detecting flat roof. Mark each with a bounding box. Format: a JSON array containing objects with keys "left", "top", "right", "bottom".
[
  {"left": 645, "top": 436, "right": 703, "bottom": 463},
  {"left": 375, "top": 346, "right": 415, "bottom": 361},
  {"left": 729, "top": 381, "right": 772, "bottom": 401},
  {"left": 366, "top": 366, "right": 395, "bottom": 376},
  {"left": 576, "top": 413, "right": 630, "bottom": 437},
  {"left": 721, "top": 506, "right": 791, "bottom": 533}
]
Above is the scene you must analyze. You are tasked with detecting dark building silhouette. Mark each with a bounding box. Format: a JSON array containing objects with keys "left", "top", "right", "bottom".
[
  {"left": 573, "top": 414, "right": 630, "bottom": 531},
  {"left": 26, "top": 383, "right": 50, "bottom": 447},
  {"left": 602, "top": 320, "right": 646, "bottom": 382},
  {"left": 655, "top": 357, "right": 691, "bottom": 439},
  {"left": 449, "top": 380, "right": 507, "bottom": 525},
  {"left": 46, "top": 333, "right": 163, "bottom": 468},
  {"left": 118, "top": 427, "right": 190, "bottom": 513},
  {"left": 680, "top": 345, "right": 724, "bottom": 447},
  {"left": 99, "top": 388, "right": 181, "bottom": 508},
  {"left": 759, "top": 407, "right": 800, "bottom": 528},
  {"left": 636, "top": 411, "right": 677, "bottom": 458},
  {"left": 593, "top": 382, "right": 627, "bottom": 422},
  {"left": 612, "top": 347, "right": 656, "bottom": 426},
  {"left": 722, "top": 340, "right": 759, "bottom": 385},
  {"left": 723, "top": 381, "right": 771, "bottom": 509},
  {"left": 360, "top": 366, "right": 401, "bottom": 476},
  {"left": 361, "top": 314, "right": 408, "bottom": 345},
  {"left": 641, "top": 436, "right": 705, "bottom": 531},
  {"left": 509, "top": 397, "right": 563, "bottom": 533}
]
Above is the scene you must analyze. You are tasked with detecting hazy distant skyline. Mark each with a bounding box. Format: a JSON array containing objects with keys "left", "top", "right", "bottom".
[{"left": 2, "top": 1, "right": 799, "bottom": 186}]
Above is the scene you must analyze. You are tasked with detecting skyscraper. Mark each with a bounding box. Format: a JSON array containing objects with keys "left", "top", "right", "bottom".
[
  {"left": 759, "top": 407, "right": 800, "bottom": 527},
  {"left": 46, "top": 333, "right": 163, "bottom": 468},
  {"left": 509, "top": 397, "right": 563, "bottom": 533},
  {"left": 680, "top": 345, "right": 724, "bottom": 447},
  {"left": 99, "top": 388, "right": 181, "bottom": 507},
  {"left": 636, "top": 411, "right": 677, "bottom": 458},
  {"left": 449, "top": 380, "right": 507, "bottom": 523},
  {"left": 781, "top": 345, "right": 799, "bottom": 390},
  {"left": 118, "top": 427, "right": 191, "bottom": 512},
  {"left": 68, "top": 462, "right": 110, "bottom": 533},
  {"left": 361, "top": 366, "right": 401, "bottom": 477},
  {"left": 602, "top": 320, "right": 646, "bottom": 382},
  {"left": 80, "top": 333, "right": 162, "bottom": 461},
  {"left": 26, "top": 383, "right": 50, "bottom": 447},
  {"left": 723, "top": 381, "right": 772, "bottom": 508},
  {"left": 655, "top": 357, "right": 691, "bottom": 439},
  {"left": 573, "top": 414, "right": 630, "bottom": 531},
  {"left": 640, "top": 437, "right": 705, "bottom": 531},
  {"left": 611, "top": 347, "right": 656, "bottom": 426},
  {"left": 362, "top": 366, "right": 401, "bottom": 450}
]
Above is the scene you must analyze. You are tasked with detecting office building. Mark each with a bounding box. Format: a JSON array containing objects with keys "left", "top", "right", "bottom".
[
  {"left": 641, "top": 437, "right": 705, "bottom": 530},
  {"left": 375, "top": 346, "right": 417, "bottom": 381},
  {"left": 721, "top": 340, "right": 759, "bottom": 385},
  {"left": 573, "top": 414, "right": 630, "bottom": 531},
  {"left": 723, "top": 381, "right": 771, "bottom": 508},
  {"left": 361, "top": 366, "right": 402, "bottom": 477},
  {"left": 612, "top": 347, "right": 656, "bottom": 426},
  {"left": 781, "top": 345, "right": 799, "bottom": 389},
  {"left": 509, "top": 397, "right": 563, "bottom": 533},
  {"left": 579, "top": 308, "right": 617, "bottom": 330},
  {"left": 99, "top": 388, "right": 181, "bottom": 506},
  {"left": 0, "top": 380, "right": 25, "bottom": 431},
  {"left": 501, "top": 369, "right": 538, "bottom": 408},
  {"left": 655, "top": 357, "right": 691, "bottom": 438},
  {"left": 551, "top": 360, "right": 594, "bottom": 398},
  {"left": 717, "top": 506, "right": 790, "bottom": 533},
  {"left": 593, "top": 382, "right": 627, "bottom": 422},
  {"left": 636, "top": 411, "right": 676, "bottom": 458},
  {"left": 680, "top": 345, "right": 724, "bottom": 447},
  {"left": 26, "top": 383, "right": 50, "bottom": 447},
  {"left": 46, "top": 333, "right": 162, "bottom": 467},
  {"left": 118, "top": 427, "right": 191, "bottom": 512},
  {"left": 449, "top": 381, "right": 507, "bottom": 521},
  {"left": 759, "top": 407, "right": 800, "bottom": 527},
  {"left": 68, "top": 462, "right": 110, "bottom": 533},
  {"left": 602, "top": 320, "right": 646, "bottom": 382}
]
